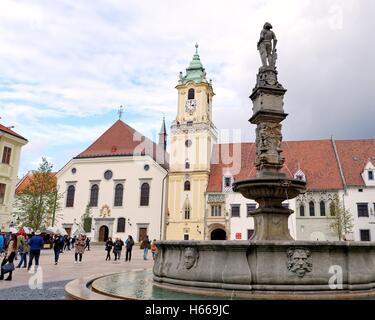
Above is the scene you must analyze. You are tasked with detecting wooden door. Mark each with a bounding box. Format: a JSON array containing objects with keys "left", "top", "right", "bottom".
[
  {"left": 99, "top": 226, "right": 109, "bottom": 242},
  {"left": 138, "top": 227, "right": 147, "bottom": 242}
]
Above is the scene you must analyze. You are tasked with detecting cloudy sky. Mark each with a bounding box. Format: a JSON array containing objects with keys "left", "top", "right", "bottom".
[{"left": 0, "top": 0, "right": 374, "bottom": 176}]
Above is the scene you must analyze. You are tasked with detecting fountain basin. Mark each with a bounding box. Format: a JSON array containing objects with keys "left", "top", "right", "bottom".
[
  {"left": 152, "top": 240, "right": 375, "bottom": 298},
  {"left": 232, "top": 177, "right": 306, "bottom": 201}
]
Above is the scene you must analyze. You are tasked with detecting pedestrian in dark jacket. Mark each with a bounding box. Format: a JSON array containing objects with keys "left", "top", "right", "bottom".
[
  {"left": 113, "top": 238, "right": 124, "bottom": 261},
  {"left": 53, "top": 234, "right": 63, "bottom": 265},
  {"left": 141, "top": 235, "right": 151, "bottom": 260},
  {"left": 85, "top": 237, "right": 91, "bottom": 251},
  {"left": 105, "top": 238, "right": 113, "bottom": 261},
  {"left": 125, "top": 235, "right": 135, "bottom": 262},
  {"left": 27, "top": 231, "right": 44, "bottom": 271}
]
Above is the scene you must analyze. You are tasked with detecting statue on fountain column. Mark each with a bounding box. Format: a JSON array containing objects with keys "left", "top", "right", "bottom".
[{"left": 257, "top": 22, "right": 277, "bottom": 68}]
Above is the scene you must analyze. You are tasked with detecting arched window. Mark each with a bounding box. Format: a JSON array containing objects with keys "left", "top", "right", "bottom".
[
  {"left": 309, "top": 201, "right": 315, "bottom": 216},
  {"left": 300, "top": 205, "right": 305, "bottom": 216},
  {"left": 184, "top": 181, "right": 191, "bottom": 191},
  {"left": 185, "top": 160, "right": 190, "bottom": 169},
  {"left": 188, "top": 88, "right": 195, "bottom": 100},
  {"left": 140, "top": 183, "right": 150, "bottom": 206},
  {"left": 114, "top": 183, "right": 124, "bottom": 207},
  {"left": 117, "top": 217, "right": 126, "bottom": 233},
  {"left": 66, "top": 185, "right": 75, "bottom": 207},
  {"left": 184, "top": 206, "right": 191, "bottom": 220},
  {"left": 320, "top": 201, "right": 326, "bottom": 216},
  {"left": 90, "top": 184, "right": 99, "bottom": 207}
]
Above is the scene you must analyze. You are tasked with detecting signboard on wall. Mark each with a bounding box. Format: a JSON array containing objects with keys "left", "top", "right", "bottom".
[{"left": 235, "top": 233, "right": 242, "bottom": 240}]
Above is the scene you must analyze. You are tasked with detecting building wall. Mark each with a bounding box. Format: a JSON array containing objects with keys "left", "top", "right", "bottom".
[
  {"left": 342, "top": 187, "right": 375, "bottom": 241},
  {"left": 0, "top": 133, "right": 27, "bottom": 229},
  {"left": 56, "top": 155, "right": 167, "bottom": 242},
  {"left": 166, "top": 172, "right": 208, "bottom": 240}
]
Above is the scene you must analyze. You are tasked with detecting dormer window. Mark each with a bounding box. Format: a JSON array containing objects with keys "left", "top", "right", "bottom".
[
  {"left": 188, "top": 88, "right": 195, "bottom": 100},
  {"left": 369, "top": 171, "right": 374, "bottom": 181},
  {"left": 294, "top": 169, "right": 306, "bottom": 182},
  {"left": 222, "top": 172, "right": 233, "bottom": 192},
  {"left": 224, "top": 177, "right": 231, "bottom": 188}
]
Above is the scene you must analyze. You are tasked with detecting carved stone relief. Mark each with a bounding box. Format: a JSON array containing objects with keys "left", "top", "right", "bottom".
[{"left": 286, "top": 247, "right": 312, "bottom": 277}]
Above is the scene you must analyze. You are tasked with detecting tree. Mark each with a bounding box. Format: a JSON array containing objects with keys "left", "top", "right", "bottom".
[
  {"left": 82, "top": 204, "right": 93, "bottom": 233},
  {"left": 14, "top": 158, "right": 63, "bottom": 230},
  {"left": 329, "top": 194, "right": 354, "bottom": 240}
]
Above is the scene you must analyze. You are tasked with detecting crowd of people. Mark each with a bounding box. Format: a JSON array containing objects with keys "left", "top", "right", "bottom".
[{"left": 0, "top": 230, "right": 158, "bottom": 282}]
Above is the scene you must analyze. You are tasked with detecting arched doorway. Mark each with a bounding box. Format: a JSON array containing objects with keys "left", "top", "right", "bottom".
[
  {"left": 211, "top": 228, "right": 227, "bottom": 240},
  {"left": 99, "top": 225, "right": 109, "bottom": 242}
]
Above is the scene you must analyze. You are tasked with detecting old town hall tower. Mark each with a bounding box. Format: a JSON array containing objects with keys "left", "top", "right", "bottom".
[{"left": 166, "top": 44, "right": 217, "bottom": 240}]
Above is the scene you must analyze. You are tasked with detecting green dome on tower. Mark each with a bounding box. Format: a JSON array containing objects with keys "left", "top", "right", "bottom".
[{"left": 179, "top": 43, "right": 209, "bottom": 85}]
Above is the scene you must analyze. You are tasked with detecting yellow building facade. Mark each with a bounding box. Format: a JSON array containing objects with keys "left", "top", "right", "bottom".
[
  {"left": 0, "top": 124, "right": 28, "bottom": 230},
  {"left": 166, "top": 45, "right": 217, "bottom": 240}
]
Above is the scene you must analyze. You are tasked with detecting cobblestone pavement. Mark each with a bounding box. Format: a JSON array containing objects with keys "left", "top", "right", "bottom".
[{"left": 0, "top": 244, "right": 153, "bottom": 299}]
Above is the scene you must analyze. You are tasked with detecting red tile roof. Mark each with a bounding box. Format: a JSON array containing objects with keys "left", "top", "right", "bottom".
[
  {"left": 207, "top": 139, "right": 374, "bottom": 192},
  {"left": 335, "top": 139, "right": 375, "bottom": 186},
  {"left": 16, "top": 172, "right": 57, "bottom": 195},
  {"left": 0, "top": 123, "right": 27, "bottom": 141},
  {"left": 75, "top": 120, "right": 168, "bottom": 168}
]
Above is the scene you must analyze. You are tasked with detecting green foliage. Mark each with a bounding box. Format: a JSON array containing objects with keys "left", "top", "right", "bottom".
[
  {"left": 329, "top": 194, "right": 354, "bottom": 240},
  {"left": 14, "top": 158, "right": 63, "bottom": 230},
  {"left": 82, "top": 204, "right": 93, "bottom": 233}
]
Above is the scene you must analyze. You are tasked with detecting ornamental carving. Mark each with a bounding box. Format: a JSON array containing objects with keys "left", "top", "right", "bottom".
[
  {"left": 100, "top": 204, "right": 111, "bottom": 217},
  {"left": 255, "top": 122, "right": 283, "bottom": 166},
  {"left": 286, "top": 247, "right": 312, "bottom": 277},
  {"left": 183, "top": 247, "right": 199, "bottom": 270},
  {"left": 207, "top": 194, "right": 225, "bottom": 203}
]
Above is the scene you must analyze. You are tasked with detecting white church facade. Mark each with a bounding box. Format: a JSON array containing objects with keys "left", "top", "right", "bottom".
[{"left": 56, "top": 119, "right": 168, "bottom": 242}]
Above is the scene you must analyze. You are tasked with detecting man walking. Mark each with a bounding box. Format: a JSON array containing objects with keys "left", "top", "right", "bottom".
[
  {"left": 141, "top": 235, "right": 151, "bottom": 260},
  {"left": 27, "top": 231, "right": 44, "bottom": 271}
]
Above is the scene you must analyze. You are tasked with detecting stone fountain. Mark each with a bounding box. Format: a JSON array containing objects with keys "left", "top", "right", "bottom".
[
  {"left": 152, "top": 23, "right": 375, "bottom": 299},
  {"left": 65, "top": 23, "right": 375, "bottom": 300}
]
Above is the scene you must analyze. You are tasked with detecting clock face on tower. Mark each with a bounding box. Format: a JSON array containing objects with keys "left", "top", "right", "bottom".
[{"left": 185, "top": 99, "right": 196, "bottom": 114}]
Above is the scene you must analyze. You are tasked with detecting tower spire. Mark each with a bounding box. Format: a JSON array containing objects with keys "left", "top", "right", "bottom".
[{"left": 159, "top": 115, "right": 167, "bottom": 151}]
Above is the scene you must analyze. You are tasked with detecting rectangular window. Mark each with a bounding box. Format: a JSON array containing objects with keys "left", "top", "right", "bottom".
[
  {"left": 247, "top": 229, "right": 254, "bottom": 240},
  {"left": 360, "top": 229, "right": 371, "bottom": 241},
  {"left": 184, "top": 234, "right": 189, "bottom": 240},
  {"left": 247, "top": 204, "right": 256, "bottom": 217},
  {"left": 357, "top": 203, "right": 369, "bottom": 217},
  {"left": 2, "top": 147, "right": 12, "bottom": 164},
  {"left": 369, "top": 171, "right": 374, "bottom": 180},
  {"left": 184, "top": 207, "right": 191, "bottom": 220},
  {"left": 231, "top": 204, "right": 240, "bottom": 218},
  {"left": 0, "top": 183, "right": 5, "bottom": 204},
  {"left": 211, "top": 205, "right": 222, "bottom": 217}
]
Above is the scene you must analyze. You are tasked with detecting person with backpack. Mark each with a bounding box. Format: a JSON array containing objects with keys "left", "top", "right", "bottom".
[
  {"left": 0, "top": 234, "right": 17, "bottom": 281},
  {"left": 125, "top": 235, "right": 134, "bottom": 262},
  {"left": 105, "top": 238, "right": 113, "bottom": 261},
  {"left": 141, "top": 235, "right": 151, "bottom": 260}
]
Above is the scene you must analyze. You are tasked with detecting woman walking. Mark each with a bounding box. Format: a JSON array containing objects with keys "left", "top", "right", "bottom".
[
  {"left": 0, "top": 234, "right": 17, "bottom": 281},
  {"left": 125, "top": 235, "right": 134, "bottom": 262},
  {"left": 74, "top": 235, "right": 86, "bottom": 264},
  {"left": 105, "top": 238, "right": 113, "bottom": 261},
  {"left": 17, "top": 234, "right": 29, "bottom": 268}
]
